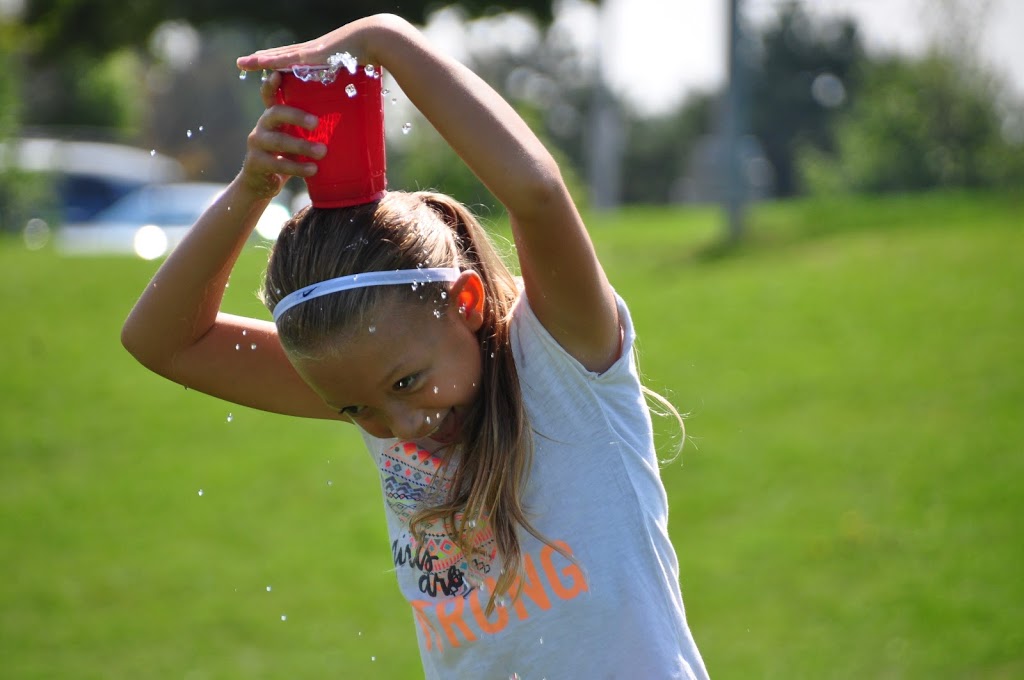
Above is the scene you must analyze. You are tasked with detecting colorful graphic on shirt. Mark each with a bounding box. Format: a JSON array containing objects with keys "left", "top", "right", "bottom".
[{"left": 380, "top": 441, "right": 498, "bottom": 598}]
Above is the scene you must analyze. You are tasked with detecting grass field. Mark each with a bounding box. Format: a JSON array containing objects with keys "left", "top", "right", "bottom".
[{"left": 1, "top": 191, "right": 1021, "bottom": 678}]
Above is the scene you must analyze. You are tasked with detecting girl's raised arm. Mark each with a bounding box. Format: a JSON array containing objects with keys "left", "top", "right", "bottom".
[
  {"left": 239, "top": 14, "right": 621, "bottom": 372},
  {"left": 121, "top": 73, "right": 344, "bottom": 420}
]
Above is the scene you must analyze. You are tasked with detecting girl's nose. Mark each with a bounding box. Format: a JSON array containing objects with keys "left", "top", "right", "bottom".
[{"left": 389, "top": 407, "right": 432, "bottom": 441}]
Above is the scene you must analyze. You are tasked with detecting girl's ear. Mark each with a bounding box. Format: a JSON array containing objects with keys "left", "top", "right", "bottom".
[{"left": 449, "top": 271, "right": 485, "bottom": 332}]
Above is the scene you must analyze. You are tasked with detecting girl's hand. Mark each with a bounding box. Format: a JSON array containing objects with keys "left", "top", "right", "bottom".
[
  {"left": 239, "top": 71, "right": 326, "bottom": 199},
  {"left": 236, "top": 18, "right": 377, "bottom": 72}
]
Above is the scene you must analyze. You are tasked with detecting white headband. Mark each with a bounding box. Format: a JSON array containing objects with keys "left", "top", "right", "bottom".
[{"left": 272, "top": 267, "right": 462, "bottom": 323}]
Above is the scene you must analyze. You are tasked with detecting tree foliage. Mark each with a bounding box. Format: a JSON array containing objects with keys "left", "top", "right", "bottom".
[
  {"left": 23, "top": 0, "right": 557, "bottom": 57},
  {"left": 748, "top": 1, "right": 865, "bottom": 196},
  {"left": 799, "top": 53, "right": 1024, "bottom": 194}
]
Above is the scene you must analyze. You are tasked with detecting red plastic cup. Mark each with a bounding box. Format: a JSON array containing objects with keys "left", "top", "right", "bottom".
[{"left": 275, "top": 66, "right": 387, "bottom": 208}]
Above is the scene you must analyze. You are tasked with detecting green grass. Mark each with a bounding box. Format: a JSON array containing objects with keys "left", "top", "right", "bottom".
[{"left": 1, "top": 191, "right": 1021, "bottom": 678}]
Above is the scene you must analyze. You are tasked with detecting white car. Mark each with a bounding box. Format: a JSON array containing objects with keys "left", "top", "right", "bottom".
[{"left": 56, "top": 182, "right": 293, "bottom": 259}]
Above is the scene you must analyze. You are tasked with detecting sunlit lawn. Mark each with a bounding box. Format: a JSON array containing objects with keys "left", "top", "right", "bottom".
[{"left": 1, "top": 191, "right": 1021, "bottom": 678}]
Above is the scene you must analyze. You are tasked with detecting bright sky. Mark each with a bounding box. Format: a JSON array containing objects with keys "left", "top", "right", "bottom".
[{"left": 599, "top": 0, "right": 1024, "bottom": 116}]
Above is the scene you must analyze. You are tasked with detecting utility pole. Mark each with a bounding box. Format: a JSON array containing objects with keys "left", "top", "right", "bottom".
[
  {"left": 586, "top": 0, "right": 623, "bottom": 210},
  {"left": 722, "top": 0, "right": 747, "bottom": 241}
]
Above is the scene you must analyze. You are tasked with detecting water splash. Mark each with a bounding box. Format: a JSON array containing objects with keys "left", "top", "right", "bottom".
[{"left": 328, "top": 51, "right": 359, "bottom": 75}]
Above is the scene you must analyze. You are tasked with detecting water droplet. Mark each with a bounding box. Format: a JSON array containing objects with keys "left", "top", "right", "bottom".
[
  {"left": 186, "top": 129, "right": 193, "bottom": 138},
  {"left": 266, "top": 585, "right": 272, "bottom": 591},
  {"left": 509, "top": 674, "right": 520, "bottom": 680},
  {"left": 250, "top": 343, "right": 257, "bottom": 350},
  {"left": 433, "top": 309, "right": 443, "bottom": 319},
  {"left": 198, "top": 488, "right": 204, "bottom": 496},
  {"left": 150, "top": 149, "right": 156, "bottom": 157},
  {"left": 364, "top": 64, "right": 376, "bottom": 77},
  {"left": 425, "top": 416, "right": 432, "bottom": 425},
  {"left": 198, "top": 125, "right": 204, "bottom": 132},
  {"left": 239, "top": 70, "right": 247, "bottom": 80},
  {"left": 391, "top": 97, "right": 397, "bottom": 105},
  {"left": 539, "top": 636, "right": 544, "bottom": 644},
  {"left": 497, "top": 595, "right": 508, "bottom": 608},
  {"left": 368, "top": 325, "right": 377, "bottom": 334},
  {"left": 433, "top": 386, "right": 439, "bottom": 394},
  {"left": 235, "top": 343, "right": 240, "bottom": 350},
  {"left": 242, "top": 329, "right": 247, "bottom": 336},
  {"left": 261, "top": 70, "right": 269, "bottom": 83},
  {"left": 345, "top": 83, "right": 357, "bottom": 98},
  {"left": 440, "top": 291, "right": 447, "bottom": 300},
  {"left": 371, "top": 656, "right": 376, "bottom": 662},
  {"left": 402, "top": 122, "right": 412, "bottom": 134},
  {"left": 382, "top": 88, "right": 390, "bottom": 96},
  {"left": 327, "top": 480, "right": 333, "bottom": 487},
  {"left": 411, "top": 282, "right": 419, "bottom": 291},
  {"left": 467, "top": 518, "right": 477, "bottom": 529},
  {"left": 490, "top": 352, "right": 496, "bottom": 359},
  {"left": 226, "top": 413, "right": 233, "bottom": 422},
  {"left": 358, "top": 631, "right": 363, "bottom": 636},
  {"left": 280, "top": 614, "right": 287, "bottom": 621}
]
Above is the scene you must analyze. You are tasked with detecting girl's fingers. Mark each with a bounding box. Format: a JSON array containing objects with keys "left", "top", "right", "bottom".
[
  {"left": 250, "top": 149, "right": 318, "bottom": 178},
  {"left": 238, "top": 42, "right": 322, "bottom": 72},
  {"left": 258, "top": 70, "right": 282, "bottom": 108}
]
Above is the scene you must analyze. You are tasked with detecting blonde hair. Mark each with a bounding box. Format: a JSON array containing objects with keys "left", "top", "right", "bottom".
[{"left": 262, "top": 190, "right": 549, "bottom": 612}]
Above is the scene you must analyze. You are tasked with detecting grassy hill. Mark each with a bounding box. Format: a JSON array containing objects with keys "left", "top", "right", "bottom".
[{"left": 1, "top": 191, "right": 1021, "bottom": 678}]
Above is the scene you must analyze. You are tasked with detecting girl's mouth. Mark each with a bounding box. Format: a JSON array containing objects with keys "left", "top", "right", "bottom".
[{"left": 428, "top": 408, "right": 461, "bottom": 444}]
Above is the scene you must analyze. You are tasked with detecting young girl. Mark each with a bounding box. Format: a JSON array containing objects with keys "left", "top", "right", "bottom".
[{"left": 122, "top": 14, "right": 709, "bottom": 678}]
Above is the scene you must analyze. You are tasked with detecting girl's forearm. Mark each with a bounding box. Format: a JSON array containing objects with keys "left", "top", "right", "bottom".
[
  {"left": 364, "top": 16, "right": 561, "bottom": 216},
  {"left": 121, "top": 178, "right": 271, "bottom": 371}
]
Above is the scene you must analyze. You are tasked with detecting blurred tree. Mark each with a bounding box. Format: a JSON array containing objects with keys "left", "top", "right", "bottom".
[
  {"left": 748, "top": 1, "right": 864, "bottom": 196},
  {"left": 620, "top": 92, "right": 716, "bottom": 204},
  {"left": 23, "top": 0, "right": 557, "bottom": 57},
  {"left": 798, "top": 53, "right": 1024, "bottom": 193}
]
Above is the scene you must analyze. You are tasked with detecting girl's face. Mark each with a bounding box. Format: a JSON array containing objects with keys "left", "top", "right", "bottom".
[{"left": 291, "top": 297, "right": 484, "bottom": 443}]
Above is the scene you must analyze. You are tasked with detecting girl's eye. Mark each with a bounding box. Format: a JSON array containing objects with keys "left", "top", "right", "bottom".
[
  {"left": 340, "top": 405, "right": 367, "bottom": 417},
  {"left": 394, "top": 374, "right": 418, "bottom": 391}
]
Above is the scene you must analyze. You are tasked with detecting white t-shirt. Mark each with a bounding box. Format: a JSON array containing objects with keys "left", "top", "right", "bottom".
[{"left": 360, "top": 293, "right": 709, "bottom": 679}]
